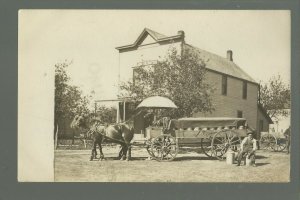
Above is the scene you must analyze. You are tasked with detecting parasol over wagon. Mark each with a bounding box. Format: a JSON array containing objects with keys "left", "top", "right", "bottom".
[{"left": 136, "top": 96, "right": 178, "bottom": 109}]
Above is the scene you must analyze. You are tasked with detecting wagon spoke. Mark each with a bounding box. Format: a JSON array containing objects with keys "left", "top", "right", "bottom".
[
  {"left": 215, "top": 137, "right": 225, "bottom": 144},
  {"left": 214, "top": 144, "right": 227, "bottom": 151},
  {"left": 230, "top": 138, "right": 240, "bottom": 144},
  {"left": 260, "top": 134, "right": 277, "bottom": 151},
  {"left": 211, "top": 130, "right": 240, "bottom": 160},
  {"left": 150, "top": 135, "right": 178, "bottom": 162}
]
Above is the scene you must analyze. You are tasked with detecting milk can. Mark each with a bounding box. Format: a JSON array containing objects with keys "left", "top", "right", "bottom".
[
  {"left": 245, "top": 156, "right": 252, "bottom": 166},
  {"left": 226, "top": 149, "right": 235, "bottom": 164}
]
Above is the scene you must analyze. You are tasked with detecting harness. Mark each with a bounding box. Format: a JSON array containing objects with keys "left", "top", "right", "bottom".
[{"left": 90, "top": 123, "right": 131, "bottom": 144}]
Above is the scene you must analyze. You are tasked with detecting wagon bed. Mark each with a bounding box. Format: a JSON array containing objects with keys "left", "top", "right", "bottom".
[{"left": 145, "top": 117, "right": 250, "bottom": 161}]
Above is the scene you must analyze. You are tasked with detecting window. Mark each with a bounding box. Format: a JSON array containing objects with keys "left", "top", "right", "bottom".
[
  {"left": 243, "top": 81, "right": 247, "bottom": 99},
  {"left": 222, "top": 75, "right": 227, "bottom": 95},
  {"left": 237, "top": 110, "right": 243, "bottom": 118}
]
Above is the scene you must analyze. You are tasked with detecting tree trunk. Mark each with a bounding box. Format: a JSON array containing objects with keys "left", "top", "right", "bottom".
[{"left": 54, "top": 124, "right": 59, "bottom": 149}]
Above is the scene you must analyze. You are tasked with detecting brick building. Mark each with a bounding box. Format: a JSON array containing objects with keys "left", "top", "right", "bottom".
[{"left": 116, "top": 28, "right": 272, "bottom": 136}]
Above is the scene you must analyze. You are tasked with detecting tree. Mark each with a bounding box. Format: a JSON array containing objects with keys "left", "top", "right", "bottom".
[
  {"left": 54, "top": 61, "right": 91, "bottom": 139},
  {"left": 259, "top": 75, "right": 291, "bottom": 120},
  {"left": 119, "top": 47, "right": 214, "bottom": 118},
  {"left": 95, "top": 106, "right": 117, "bottom": 124}
]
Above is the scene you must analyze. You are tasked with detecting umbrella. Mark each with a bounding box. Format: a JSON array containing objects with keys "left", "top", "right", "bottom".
[{"left": 137, "top": 96, "right": 178, "bottom": 109}]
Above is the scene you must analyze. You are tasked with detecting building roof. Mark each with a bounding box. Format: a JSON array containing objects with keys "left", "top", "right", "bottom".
[
  {"left": 145, "top": 28, "right": 167, "bottom": 40},
  {"left": 116, "top": 28, "right": 257, "bottom": 84},
  {"left": 116, "top": 28, "right": 183, "bottom": 51},
  {"left": 258, "top": 103, "right": 274, "bottom": 124},
  {"left": 183, "top": 44, "right": 257, "bottom": 83}
]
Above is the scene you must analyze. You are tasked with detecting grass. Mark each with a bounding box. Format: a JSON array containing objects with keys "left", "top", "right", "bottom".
[{"left": 54, "top": 147, "right": 290, "bottom": 182}]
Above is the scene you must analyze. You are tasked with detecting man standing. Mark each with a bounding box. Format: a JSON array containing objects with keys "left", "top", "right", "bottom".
[
  {"left": 284, "top": 126, "right": 291, "bottom": 154},
  {"left": 237, "top": 132, "right": 257, "bottom": 167}
]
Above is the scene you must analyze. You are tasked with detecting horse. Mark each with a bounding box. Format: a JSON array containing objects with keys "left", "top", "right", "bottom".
[
  {"left": 88, "top": 122, "right": 134, "bottom": 161},
  {"left": 71, "top": 115, "right": 134, "bottom": 161}
]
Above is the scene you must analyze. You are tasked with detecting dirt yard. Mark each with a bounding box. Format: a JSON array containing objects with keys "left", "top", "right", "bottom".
[{"left": 54, "top": 146, "right": 290, "bottom": 182}]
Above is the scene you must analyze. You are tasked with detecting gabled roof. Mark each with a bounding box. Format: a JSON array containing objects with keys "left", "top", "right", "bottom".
[
  {"left": 116, "top": 28, "right": 258, "bottom": 84},
  {"left": 116, "top": 28, "right": 183, "bottom": 51},
  {"left": 184, "top": 44, "right": 257, "bottom": 84},
  {"left": 258, "top": 103, "right": 274, "bottom": 124},
  {"left": 145, "top": 28, "right": 167, "bottom": 40}
]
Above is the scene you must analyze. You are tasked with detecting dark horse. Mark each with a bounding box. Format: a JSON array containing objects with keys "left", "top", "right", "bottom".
[{"left": 71, "top": 115, "right": 134, "bottom": 161}]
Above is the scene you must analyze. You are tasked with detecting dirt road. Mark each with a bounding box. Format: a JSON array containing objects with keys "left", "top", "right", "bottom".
[{"left": 54, "top": 147, "right": 290, "bottom": 182}]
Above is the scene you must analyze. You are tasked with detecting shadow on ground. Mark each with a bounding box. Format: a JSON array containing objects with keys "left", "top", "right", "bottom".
[
  {"left": 255, "top": 162, "right": 270, "bottom": 166},
  {"left": 90, "top": 156, "right": 149, "bottom": 161},
  {"left": 255, "top": 155, "right": 268, "bottom": 159},
  {"left": 174, "top": 156, "right": 217, "bottom": 161}
]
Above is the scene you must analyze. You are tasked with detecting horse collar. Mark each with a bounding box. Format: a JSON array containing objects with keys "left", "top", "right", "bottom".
[{"left": 118, "top": 124, "right": 123, "bottom": 133}]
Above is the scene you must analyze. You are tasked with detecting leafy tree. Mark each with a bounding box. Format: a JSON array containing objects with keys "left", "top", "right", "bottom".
[
  {"left": 119, "top": 47, "right": 214, "bottom": 118},
  {"left": 95, "top": 106, "right": 117, "bottom": 124},
  {"left": 54, "top": 61, "right": 91, "bottom": 138},
  {"left": 259, "top": 75, "right": 291, "bottom": 120}
]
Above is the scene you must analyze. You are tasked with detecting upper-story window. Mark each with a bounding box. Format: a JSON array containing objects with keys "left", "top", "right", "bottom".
[
  {"left": 132, "top": 60, "right": 158, "bottom": 86},
  {"left": 222, "top": 75, "right": 227, "bottom": 96},
  {"left": 243, "top": 81, "right": 247, "bottom": 99}
]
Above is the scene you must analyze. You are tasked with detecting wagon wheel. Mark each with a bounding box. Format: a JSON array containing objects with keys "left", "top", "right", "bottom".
[
  {"left": 273, "top": 138, "right": 286, "bottom": 152},
  {"left": 145, "top": 139, "right": 155, "bottom": 157},
  {"left": 211, "top": 130, "right": 241, "bottom": 160},
  {"left": 201, "top": 138, "right": 214, "bottom": 158},
  {"left": 150, "top": 135, "right": 178, "bottom": 162},
  {"left": 259, "top": 134, "right": 277, "bottom": 151}
]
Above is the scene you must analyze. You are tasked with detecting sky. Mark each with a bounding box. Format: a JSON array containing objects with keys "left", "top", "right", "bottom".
[{"left": 19, "top": 10, "right": 290, "bottom": 106}]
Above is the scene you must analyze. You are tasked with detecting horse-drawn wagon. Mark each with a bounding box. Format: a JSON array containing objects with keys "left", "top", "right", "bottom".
[
  {"left": 144, "top": 117, "right": 250, "bottom": 161},
  {"left": 73, "top": 96, "right": 254, "bottom": 161},
  {"left": 259, "top": 131, "right": 288, "bottom": 152}
]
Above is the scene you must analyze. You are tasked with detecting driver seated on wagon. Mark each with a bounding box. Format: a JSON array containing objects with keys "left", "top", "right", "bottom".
[{"left": 237, "top": 131, "right": 257, "bottom": 167}]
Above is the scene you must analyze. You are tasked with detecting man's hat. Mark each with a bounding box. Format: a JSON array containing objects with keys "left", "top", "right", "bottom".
[{"left": 246, "top": 127, "right": 256, "bottom": 135}]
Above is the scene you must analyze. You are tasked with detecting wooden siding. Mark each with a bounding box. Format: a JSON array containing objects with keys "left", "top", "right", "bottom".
[{"left": 194, "top": 70, "right": 259, "bottom": 130}]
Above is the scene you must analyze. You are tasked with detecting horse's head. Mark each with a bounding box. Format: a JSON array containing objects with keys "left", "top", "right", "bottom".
[{"left": 71, "top": 115, "right": 87, "bottom": 130}]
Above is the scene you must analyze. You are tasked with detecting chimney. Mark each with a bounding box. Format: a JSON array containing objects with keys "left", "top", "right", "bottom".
[
  {"left": 227, "top": 50, "right": 233, "bottom": 61},
  {"left": 177, "top": 30, "right": 185, "bottom": 38}
]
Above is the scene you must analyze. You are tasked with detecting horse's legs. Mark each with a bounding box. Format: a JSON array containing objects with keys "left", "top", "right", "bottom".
[
  {"left": 120, "top": 144, "right": 127, "bottom": 160},
  {"left": 126, "top": 143, "right": 131, "bottom": 161},
  {"left": 83, "top": 139, "right": 87, "bottom": 149},
  {"left": 118, "top": 145, "right": 123, "bottom": 159},
  {"left": 98, "top": 136, "right": 104, "bottom": 160},
  {"left": 90, "top": 140, "right": 97, "bottom": 161}
]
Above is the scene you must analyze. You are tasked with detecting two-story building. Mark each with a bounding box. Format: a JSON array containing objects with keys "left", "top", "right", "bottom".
[{"left": 116, "top": 28, "right": 272, "bottom": 137}]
